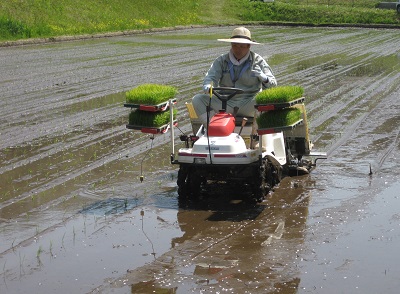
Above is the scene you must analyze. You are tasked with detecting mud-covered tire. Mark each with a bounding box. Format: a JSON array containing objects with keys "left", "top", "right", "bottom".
[
  {"left": 177, "top": 166, "right": 189, "bottom": 195},
  {"left": 253, "top": 160, "right": 274, "bottom": 202},
  {"left": 177, "top": 166, "right": 202, "bottom": 200},
  {"left": 252, "top": 165, "right": 266, "bottom": 202},
  {"left": 260, "top": 158, "right": 282, "bottom": 197},
  {"left": 273, "top": 162, "right": 283, "bottom": 185}
]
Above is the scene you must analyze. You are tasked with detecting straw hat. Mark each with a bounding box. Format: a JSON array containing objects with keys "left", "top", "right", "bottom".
[{"left": 217, "top": 27, "right": 260, "bottom": 45}]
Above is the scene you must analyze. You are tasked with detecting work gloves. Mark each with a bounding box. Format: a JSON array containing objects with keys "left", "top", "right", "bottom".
[
  {"left": 203, "top": 84, "right": 212, "bottom": 94},
  {"left": 251, "top": 65, "right": 269, "bottom": 84}
]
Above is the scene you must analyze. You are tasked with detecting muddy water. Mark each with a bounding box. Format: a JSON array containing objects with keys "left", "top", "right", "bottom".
[{"left": 0, "top": 26, "right": 399, "bottom": 293}]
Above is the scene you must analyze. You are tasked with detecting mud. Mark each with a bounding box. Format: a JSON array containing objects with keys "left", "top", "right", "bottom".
[{"left": 0, "top": 26, "right": 399, "bottom": 293}]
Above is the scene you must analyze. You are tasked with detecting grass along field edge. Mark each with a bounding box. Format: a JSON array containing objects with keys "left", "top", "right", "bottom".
[
  {"left": 0, "top": 0, "right": 399, "bottom": 45},
  {"left": 1, "top": 21, "right": 399, "bottom": 48}
]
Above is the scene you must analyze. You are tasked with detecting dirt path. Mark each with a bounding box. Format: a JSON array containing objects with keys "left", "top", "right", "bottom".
[{"left": 0, "top": 26, "right": 399, "bottom": 293}]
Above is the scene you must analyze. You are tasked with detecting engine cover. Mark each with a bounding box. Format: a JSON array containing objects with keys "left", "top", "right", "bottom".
[{"left": 208, "top": 112, "right": 235, "bottom": 137}]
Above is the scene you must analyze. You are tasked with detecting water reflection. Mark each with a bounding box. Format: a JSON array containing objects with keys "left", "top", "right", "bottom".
[
  {"left": 79, "top": 197, "right": 141, "bottom": 215},
  {"left": 124, "top": 176, "right": 313, "bottom": 293}
]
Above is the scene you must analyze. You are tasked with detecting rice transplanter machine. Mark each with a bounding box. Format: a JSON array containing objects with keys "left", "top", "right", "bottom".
[{"left": 124, "top": 85, "right": 327, "bottom": 202}]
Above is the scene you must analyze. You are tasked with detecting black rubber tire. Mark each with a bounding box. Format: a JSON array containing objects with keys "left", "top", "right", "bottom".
[
  {"left": 262, "top": 158, "right": 282, "bottom": 194},
  {"left": 177, "top": 166, "right": 201, "bottom": 200}
]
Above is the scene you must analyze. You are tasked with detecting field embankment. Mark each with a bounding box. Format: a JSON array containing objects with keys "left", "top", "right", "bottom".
[{"left": 0, "top": 0, "right": 399, "bottom": 42}]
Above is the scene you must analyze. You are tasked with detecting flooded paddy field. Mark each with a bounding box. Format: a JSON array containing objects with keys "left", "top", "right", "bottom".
[{"left": 0, "top": 26, "right": 399, "bottom": 293}]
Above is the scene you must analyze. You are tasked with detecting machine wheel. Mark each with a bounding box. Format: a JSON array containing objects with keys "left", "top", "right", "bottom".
[
  {"left": 177, "top": 165, "right": 202, "bottom": 200},
  {"left": 252, "top": 165, "right": 266, "bottom": 202},
  {"left": 177, "top": 166, "right": 188, "bottom": 195},
  {"left": 273, "top": 161, "right": 283, "bottom": 185},
  {"left": 261, "top": 158, "right": 282, "bottom": 196},
  {"left": 253, "top": 159, "right": 273, "bottom": 202}
]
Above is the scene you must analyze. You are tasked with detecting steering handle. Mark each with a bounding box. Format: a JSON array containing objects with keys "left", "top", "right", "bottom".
[{"left": 211, "top": 87, "right": 244, "bottom": 101}]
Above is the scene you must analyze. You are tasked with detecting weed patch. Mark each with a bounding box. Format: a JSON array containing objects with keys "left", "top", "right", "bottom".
[{"left": 0, "top": 17, "right": 31, "bottom": 39}]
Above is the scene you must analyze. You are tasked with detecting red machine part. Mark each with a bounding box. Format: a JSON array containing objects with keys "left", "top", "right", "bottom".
[{"left": 207, "top": 112, "right": 235, "bottom": 137}]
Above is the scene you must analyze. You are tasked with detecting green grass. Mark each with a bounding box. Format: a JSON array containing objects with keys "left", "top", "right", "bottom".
[
  {"left": 257, "top": 107, "right": 302, "bottom": 128},
  {"left": 125, "top": 84, "right": 178, "bottom": 105},
  {"left": 1, "top": 0, "right": 399, "bottom": 41},
  {"left": 129, "top": 109, "right": 177, "bottom": 127},
  {"left": 238, "top": 1, "right": 399, "bottom": 25},
  {"left": 0, "top": 17, "right": 31, "bottom": 39},
  {"left": 277, "top": 0, "right": 379, "bottom": 8},
  {"left": 0, "top": 0, "right": 204, "bottom": 41},
  {"left": 255, "top": 85, "right": 304, "bottom": 104}
]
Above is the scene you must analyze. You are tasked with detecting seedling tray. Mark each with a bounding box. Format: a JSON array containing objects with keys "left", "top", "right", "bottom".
[
  {"left": 257, "top": 119, "right": 303, "bottom": 135},
  {"left": 255, "top": 97, "right": 304, "bottom": 112},
  {"left": 126, "top": 120, "right": 178, "bottom": 134},
  {"left": 124, "top": 99, "right": 177, "bottom": 112}
]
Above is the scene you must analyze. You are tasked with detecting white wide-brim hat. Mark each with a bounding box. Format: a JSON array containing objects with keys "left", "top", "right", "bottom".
[{"left": 217, "top": 27, "right": 260, "bottom": 45}]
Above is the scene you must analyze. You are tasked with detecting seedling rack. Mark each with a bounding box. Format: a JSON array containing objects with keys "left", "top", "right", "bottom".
[
  {"left": 124, "top": 98, "right": 177, "bottom": 112},
  {"left": 254, "top": 97, "right": 305, "bottom": 111},
  {"left": 255, "top": 97, "right": 304, "bottom": 135},
  {"left": 124, "top": 85, "right": 177, "bottom": 134},
  {"left": 126, "top": 120, "right": 178, "bottom": 134},
  {"left": 257, "top": 120, "right": 303, "bottom": 135}
]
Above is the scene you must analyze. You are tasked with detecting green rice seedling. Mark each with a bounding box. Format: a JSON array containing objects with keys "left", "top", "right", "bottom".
[
  {"left": 19, "top": 252, "right": 25, "bottom": 274},
  {"left": 49, "top": 241, "right": 54, "bottom": 257},
  {"left": 36, "top": 246, "right": 42, "bottom": 258},
  {"left": 255, "top": 85, "right": 304, "bottom": 104},
  {"left": 126, "top": 84, "right": 178, "bottom": 105},
  {"left": 129, "top": 109, "right": 177, "bottom": 127},
  {"left": 257, "top": 108, "right": 302, "bottom": 129},
  {"left": 11, "top": 238, "right": 16, "bottom": 251}
]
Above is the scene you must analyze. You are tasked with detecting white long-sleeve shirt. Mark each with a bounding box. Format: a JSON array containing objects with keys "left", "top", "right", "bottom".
[{"left": 203, "top": 50, "right": 277, "bottom": 108}]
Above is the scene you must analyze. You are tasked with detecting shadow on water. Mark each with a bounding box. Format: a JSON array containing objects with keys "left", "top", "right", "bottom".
[
  {"left": 178, "top": 180, "right": 264, "bottom": 210},
  {"left": 121, "top": 176, "right": 312, "bottom": 293},
  {"left": 173, "top": 182, "right": 267, "bottom": 248}
]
